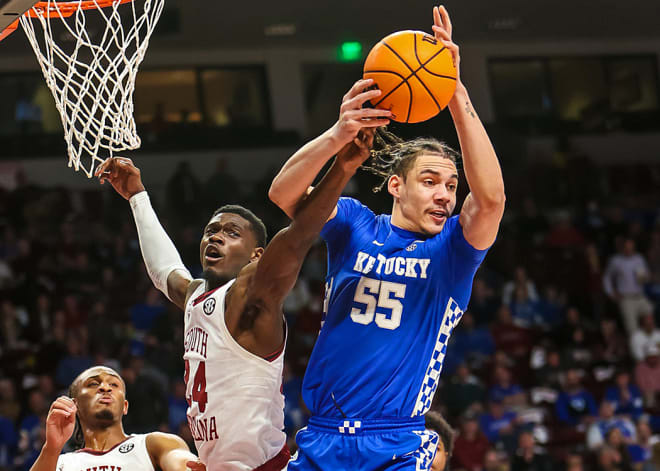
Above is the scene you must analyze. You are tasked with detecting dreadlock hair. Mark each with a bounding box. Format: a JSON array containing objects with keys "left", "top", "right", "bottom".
[
  {"left": 361, "top": 127, "right": 461, "bottom": 192},
  {"left": 67, "top": 382, "right": 85, "bottom": 450},
  {"left": 211, "top": 205, "right": 267, "bottom": 248}
]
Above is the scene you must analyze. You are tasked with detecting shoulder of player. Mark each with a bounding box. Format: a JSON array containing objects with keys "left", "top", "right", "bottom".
[
  {"left": 145, "top": 432, "right": 188, "bottom": 456},
  {"left": 184, "top": 279, "right": 206, "bottom": 306}
]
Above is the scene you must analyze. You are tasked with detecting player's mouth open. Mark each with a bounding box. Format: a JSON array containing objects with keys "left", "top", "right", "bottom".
[
  {"left": 205, "top": 245, "right": 224, "bottom": 263},
  {"left": 429, "top": 210, "right": 447, "bottom": 223}
]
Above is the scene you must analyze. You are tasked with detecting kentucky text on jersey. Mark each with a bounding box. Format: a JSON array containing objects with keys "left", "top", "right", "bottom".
[
  {"left": 303, "top": 197, "right": 488, "bottom": 419},
  {"left": 184, "top": 326, "right": 208, "bottom": 358},
  {"left": 352, "top": 252, "right": 431, "bottom": 278}
]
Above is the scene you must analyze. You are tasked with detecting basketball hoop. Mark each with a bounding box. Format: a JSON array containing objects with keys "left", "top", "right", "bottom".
[{"left": 16, "top": 0, "right": 164, "bottom": 177}]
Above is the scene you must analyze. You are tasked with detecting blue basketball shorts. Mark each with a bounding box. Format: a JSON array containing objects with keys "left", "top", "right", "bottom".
[{"left": 287, "top": 416, "right": 439, "bottom": 471}]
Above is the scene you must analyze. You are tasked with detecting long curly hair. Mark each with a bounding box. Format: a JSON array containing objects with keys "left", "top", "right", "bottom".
[{"left": 361, "top": 127, "right": 461, "bottom": 192}]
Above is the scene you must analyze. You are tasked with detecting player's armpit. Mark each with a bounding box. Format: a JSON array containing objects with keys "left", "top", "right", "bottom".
[
  {"left": 166, "top": 270, "right": 195, "bottom": 311},
  {"left": 146, "top": 432, "right": 199, "bottom": 471},
  {"left": 458, "top": 192, "right": 505, "bottom": 250}
]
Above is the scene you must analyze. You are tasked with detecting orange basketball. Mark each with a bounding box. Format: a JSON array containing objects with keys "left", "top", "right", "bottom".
[{"left": 363, "top": 30, "right": 457, "bottom": 123}]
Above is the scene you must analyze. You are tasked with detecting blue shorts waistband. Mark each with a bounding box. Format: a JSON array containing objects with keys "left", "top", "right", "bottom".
[{"left": 308, "top": 416, "right": 425, "bottom": 435}]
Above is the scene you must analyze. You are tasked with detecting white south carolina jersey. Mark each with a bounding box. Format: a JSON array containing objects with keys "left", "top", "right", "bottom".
[
  {"left": 184, "top": 279, "right": 286, "bottom": 471},
  {"left": 56, "top": 434, "right": 154, "bottom": 471}
]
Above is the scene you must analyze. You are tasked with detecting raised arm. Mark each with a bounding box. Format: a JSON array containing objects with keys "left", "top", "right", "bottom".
[
  {"left": 95, "top": 158, "right": 193, "bottom": 310},
  {"left": 30, "top": 397, "right": 76, "bottom": 471},
  {"left": 433, "top": 6, "right": 505, "bottom": 250},
  {"left": 269, "top": 79, "right": 391, "bottom": 218},
  {"left": 246, "top": 132, "right": 375, "bottom": 346},
  {"left": 146, "top": 432, "right": 204, "bottom": 471}
]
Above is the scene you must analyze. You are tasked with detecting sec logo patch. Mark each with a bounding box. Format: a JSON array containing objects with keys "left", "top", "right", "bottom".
[
  {"left": 119, "top": 442, "right": 134, "bottom": 453},
  {"left": 203, "top": 298, "right": 216, "bottom": 315}
]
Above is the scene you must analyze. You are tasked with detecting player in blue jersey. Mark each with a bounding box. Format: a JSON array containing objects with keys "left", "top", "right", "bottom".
[{"left": 269, "top": 5, "right": 505, "bottom": 471}]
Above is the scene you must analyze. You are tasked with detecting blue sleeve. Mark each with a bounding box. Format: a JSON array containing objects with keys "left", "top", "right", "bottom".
[
  {"left": 555, "top": 393, "right": 574, "bottom": 425},
  {"left": 321, "top": 197, "right": 374, "bottom": 272},
  {"left": 443, "top": 216, "right": 489, "bottom": 288}
]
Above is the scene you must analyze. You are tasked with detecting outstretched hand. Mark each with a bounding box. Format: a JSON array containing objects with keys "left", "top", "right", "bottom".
[
  {"left": 95, "top": 156, "right": 146, "bottom": 200},
  {"left": 330, "top": 78, "right": 391, "bottom": 149},
  {"left": 45, "top": 396, "right": 77, "bottom": 451},
  {"left": 432, "top": 5, "right": 460, "bottom": 79}
]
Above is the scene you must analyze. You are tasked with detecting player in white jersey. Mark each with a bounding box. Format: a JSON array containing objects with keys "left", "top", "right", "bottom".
[
  {"left": 95, "top": 153, "right": 364, "bottom": 470},
  {"left": 29, "top": 366, "right": 203, "bottom": 471}
]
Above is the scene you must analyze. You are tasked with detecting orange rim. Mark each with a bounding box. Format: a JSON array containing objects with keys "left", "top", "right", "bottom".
[
  {"left": 28, "top": 0, "right": 133, "bottom": 18},
  {"left": 0, "top": 18, "right": 19, "bottom": 41}
]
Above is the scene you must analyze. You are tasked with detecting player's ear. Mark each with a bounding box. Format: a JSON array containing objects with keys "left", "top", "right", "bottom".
[
  {"left": 388, "top": 174, "right": 402, "bottom": 199},
  {"left": 251, "top": 247, "right": 264, "bottom": 261},
  {"left": 123, "top": 400, "right": 129, "bottom": 416}
]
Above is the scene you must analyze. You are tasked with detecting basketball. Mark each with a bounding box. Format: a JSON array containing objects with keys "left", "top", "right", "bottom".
[{"left": 363, "top": 30, "right": 457, "bottom": 123}]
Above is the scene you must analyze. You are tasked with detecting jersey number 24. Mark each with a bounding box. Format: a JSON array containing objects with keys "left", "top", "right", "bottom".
[
  {"left": 350, "top": 276, "right": 406, "bottom": 330},
  {"left": 184, "top": 360, "right": 208, "bottom": 412}
]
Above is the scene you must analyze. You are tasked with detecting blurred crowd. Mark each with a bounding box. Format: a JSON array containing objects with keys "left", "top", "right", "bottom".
[{"left": 0, "top": 150, "right": 659, "bottom": 471}]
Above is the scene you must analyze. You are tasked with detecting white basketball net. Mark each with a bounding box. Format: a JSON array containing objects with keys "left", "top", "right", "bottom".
[{"left": 19, "top": 0, "right": 164, "bottom": 177}]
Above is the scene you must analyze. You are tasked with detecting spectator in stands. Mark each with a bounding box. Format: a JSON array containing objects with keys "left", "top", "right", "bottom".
[
  {"left": 634, "top": 344, "right": 660, "bottom": 408},
  {"left": 586, "top": 401, "right": 636, "bottom": 450},
  {"left": 447, "top": 311, "right": 495, "bottom": 373},
  {"left": 534, "top": 285, "right": 564, "bottom": 330},
  {"left": 557, "top": 306, "right": 595, "bottom": 347},
  {"left": 491, "top": 305, "right": 534, "bottom": 360},
  {"left": 0, "top": 411, "right": 17, "bottom": 470},
  {"left": 16, "top": 390, "right": 47, "bottom": 465},
  {"left": 534, "top": 347, "right": 563, "bottom": 390},
  {"left": 630, "top": 313, "right": 660, "bottom": 363},
  {"left": 469, "top": 278, "right": 499, "bottom": 326},
  {"left": 604, "top": 370, "right": 644, "bottom": 420},
  {"left": 604, "top": 427, "right": 635, "bottom": 471},
  {"left": 440, "top": 363, "right": 486, "bottom": 421},
  {"left": 54, "top": 330, "right": 93, "bottom": 388},
  {"left": 597, "top": 445, "right": 632, "bottom": 471},
  {"left": 479, "top": 398, "right": 518, "bottom": 453},
  {"left": 564, "top": 452, "right": 585, "bottom": 471},
  {"left": 509, "top": 284, "right": 541, "bottom": 329},
  {"left": 0, "top": 379, "right": 21, "bottom": 423},
  {"left": 451, "top": 412, "right": 490, "bottom": 471},
  {"left": 561, "top": 326, "right": 594, "bottom": 372},
  {"left": 489, "top": 366, "right": 526, "bottom": 407},
  {"left": 203, "top": 158, "right": 242, "bottom": 211},
  {"left": 595, "top": 318, "right": 630, "bottom": 366},
  {"left": 483, "top": 449, "right": 509, "bottom": 471},
  {"left": 167, "top": 379, "right": 188, "bottom": 433},
  {"left": 511, "top": 430, "right": 553, "bottom": 471},
  {"left": 627, "top": 417, "right": 658, "bottom": 470},
  {"left": 502, "top": 266, "right": 539, "bottom": 306},
  {"left": 555, "top": 368, "right": 597, "bottom": 428},
  {"left": 603, "top": 237, "right": 653, "bottom": 336},
  {"left": 544, "top": 210, "right": 585, "bottom": 248}
]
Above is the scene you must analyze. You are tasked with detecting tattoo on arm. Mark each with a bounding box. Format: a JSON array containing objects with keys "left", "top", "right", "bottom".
[{"left": 465, "top": 101, "right": 476, "bottom": 118}]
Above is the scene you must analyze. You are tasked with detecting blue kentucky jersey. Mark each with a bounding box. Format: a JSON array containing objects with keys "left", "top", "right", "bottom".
[{"left": 302, "top": 197, "right": 488, "bottom": 419}]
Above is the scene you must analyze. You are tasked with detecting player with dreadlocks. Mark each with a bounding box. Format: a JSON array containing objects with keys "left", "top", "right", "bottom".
[
  {"left": 30, "top": 366, "right": 203, "bottom": 471},
  {"left": 269, "top": 6, "right": 505, "bottom": 470}
]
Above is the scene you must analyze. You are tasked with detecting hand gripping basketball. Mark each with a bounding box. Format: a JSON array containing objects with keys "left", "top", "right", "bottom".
[
  {"left": 95, "top": 157, "right": 146, "bottom": 200},
  {"left": 45, "top": 396, "right": 77, "bottom": 451},
  {"left": 330, "top": 78, "right": 392, "bottom": 149}
]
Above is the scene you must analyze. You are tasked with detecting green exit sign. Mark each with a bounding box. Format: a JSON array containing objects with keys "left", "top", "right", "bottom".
[{"left": 339, "top": 41, "right": 363, "bottom": 62}]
